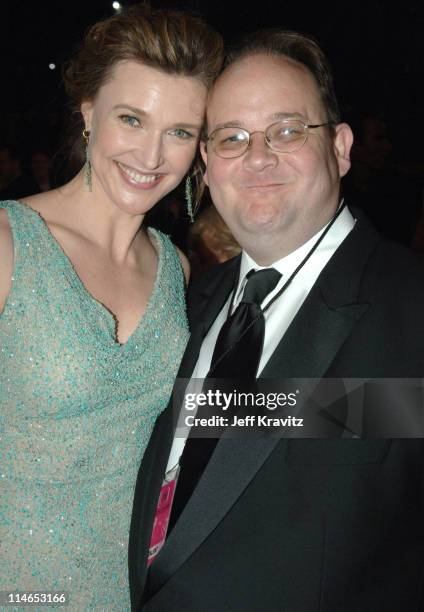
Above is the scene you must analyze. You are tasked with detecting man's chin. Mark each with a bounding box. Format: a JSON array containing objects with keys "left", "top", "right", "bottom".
[
  {"left": 239, "top": 206, "right": 286, "bottom": 234},
  {"left": 231, "top": 218, "right": 284, "bottom": 255}
]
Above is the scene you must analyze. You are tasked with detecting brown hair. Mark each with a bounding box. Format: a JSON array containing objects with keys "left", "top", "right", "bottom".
[
  {"left": 62, "top": 3, "right": 223, "bottom": 195},
  {"left": 224, "top": 29, "right": 341, "bottom": 125},
  {"left": 189, "top": 205, "right": 241, "bottom": 262}
]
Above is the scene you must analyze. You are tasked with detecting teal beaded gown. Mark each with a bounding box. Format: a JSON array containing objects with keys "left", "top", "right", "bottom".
[{"left": 0, "top": 200, "right": 189, "bottom": 610}]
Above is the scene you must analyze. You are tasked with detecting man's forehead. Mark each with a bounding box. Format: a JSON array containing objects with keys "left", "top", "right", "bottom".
[
  {"left": 206, "top": 53, "right": 321, "bottom": 127},
  {"left": 211, "top": 53, "right": 313, "bottom": 93},
  {"left": 210, "top": 112, "right": 308, "bottom": 131}
]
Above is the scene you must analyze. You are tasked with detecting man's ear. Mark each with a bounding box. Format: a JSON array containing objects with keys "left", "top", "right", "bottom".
[
  {"left": 333, "top": 123, "right": 354, "bottom": 177},
  {"left": 200, "top": 140, "right": 209, "bottom": 187},
  {"left": 80, "top": 101, "right": 93, "bottom": 132}
]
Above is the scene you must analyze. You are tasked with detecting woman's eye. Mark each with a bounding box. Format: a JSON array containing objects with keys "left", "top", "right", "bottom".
[
  {"left": 170, "top": 129, "right": 194, "bottom": 140},
  {"left": 119, "top": 115, "right": 141, "bottom": 127}
]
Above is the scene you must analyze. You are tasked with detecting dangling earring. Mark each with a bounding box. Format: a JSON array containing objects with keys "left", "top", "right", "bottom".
[
  {"left": 185, "top": 175, "right": 194, "bottom": 223},
  {"left": 82, "top": 129, "right": 92, "bottom": 192}
]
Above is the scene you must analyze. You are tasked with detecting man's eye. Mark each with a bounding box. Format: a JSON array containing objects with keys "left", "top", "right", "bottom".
[
  {"left": 119, "top": 115, "right": 141, "bottom": 127},
  {"left": 278, "top": 126, "right": 303, "bottom": 139},
  {"left": 221, "top": 132, "right": 246, "bottom": 144},
  {"left": 170, "top": 129, "right": 194, "bottom": 140},
  {"left": 226, "top": 134, "right": 243, "bottom": 142}
]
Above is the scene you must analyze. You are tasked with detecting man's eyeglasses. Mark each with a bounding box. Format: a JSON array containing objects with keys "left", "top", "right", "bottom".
[{"left": 206, "top": 119, "right": 333, "bottom": 159}]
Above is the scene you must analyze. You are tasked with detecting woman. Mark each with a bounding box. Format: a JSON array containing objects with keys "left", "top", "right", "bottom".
[{"left": 0, "top": 5, "right": 222, "bottom": 609}]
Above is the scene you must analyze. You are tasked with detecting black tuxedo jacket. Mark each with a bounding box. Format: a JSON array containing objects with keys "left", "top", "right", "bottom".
[{"left": 129, "top": 211, "right": 424, "bottom": 611}]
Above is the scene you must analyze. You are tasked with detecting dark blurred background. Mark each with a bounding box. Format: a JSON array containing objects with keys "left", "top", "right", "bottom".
[{"left": 1, "top": 0, "right": 424, "bottom": 250}]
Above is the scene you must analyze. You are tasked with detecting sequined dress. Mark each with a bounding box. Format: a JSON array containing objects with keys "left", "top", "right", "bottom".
[{"left": 0, "top": 200, "right": 189, "bottom": 610}]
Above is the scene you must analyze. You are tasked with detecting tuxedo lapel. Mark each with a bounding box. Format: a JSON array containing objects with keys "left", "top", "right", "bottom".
[
  {"left": 262, "top": 211, "right": 377, "bottom": 379},
  {"left": 261, "top": 284, "right": 369, "bottom": 379}
]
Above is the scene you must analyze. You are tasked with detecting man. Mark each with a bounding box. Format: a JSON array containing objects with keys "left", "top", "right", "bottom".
[{"left": 130, "top": 30, "right": 424, "bottom": 611}]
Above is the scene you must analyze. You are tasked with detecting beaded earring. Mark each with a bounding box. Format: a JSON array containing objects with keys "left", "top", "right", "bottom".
[
  {"left": 185, "top": 175, "right": 194, "bottom": 223},
  {"left": 82, "top": 129, "right": 92, "bottom": 192}
]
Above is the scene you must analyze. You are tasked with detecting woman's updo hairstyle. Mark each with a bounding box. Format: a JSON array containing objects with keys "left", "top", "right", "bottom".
[{"left": 63, "top": 4, "right": 223, "bottom": 106}]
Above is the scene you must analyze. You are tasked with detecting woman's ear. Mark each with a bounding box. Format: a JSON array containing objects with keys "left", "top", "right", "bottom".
[
  {"left": 200, "top": 141, "right": 209, "bottom": 187},
  {"left": 80, "top": 101, "right": 93, "bottom": 132}
]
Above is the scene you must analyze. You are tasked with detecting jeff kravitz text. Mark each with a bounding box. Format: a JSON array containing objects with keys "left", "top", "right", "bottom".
[{"left": 185, "top": 414, "right": 303, "bottom": 428}]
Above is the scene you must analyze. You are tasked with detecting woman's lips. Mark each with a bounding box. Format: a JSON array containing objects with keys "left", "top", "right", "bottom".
[{"left": 116, "top": 161, "right": 164, "bottom": 189}]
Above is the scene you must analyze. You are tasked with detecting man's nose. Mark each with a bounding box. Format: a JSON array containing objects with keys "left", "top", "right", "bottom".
[{"left": 242, "top": 132, "right": 278, "bottom": 172}]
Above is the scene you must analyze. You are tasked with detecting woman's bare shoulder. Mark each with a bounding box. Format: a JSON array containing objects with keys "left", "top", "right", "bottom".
[
  {"left": 0, "top": 209, "right": 14, "bottom": 313},
  {"left": 0, "top": 207, "right": 12, "bottom": 232},
  {"left": 20, "top": 188, "right": 63, "bottom": 213}
]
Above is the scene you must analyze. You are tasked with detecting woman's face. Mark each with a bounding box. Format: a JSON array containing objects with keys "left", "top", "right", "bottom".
[{"left": 81, "top": 60, "right": 207, "bottom": 216}]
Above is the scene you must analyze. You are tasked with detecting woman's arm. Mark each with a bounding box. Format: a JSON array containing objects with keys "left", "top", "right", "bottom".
[
  {"left": 176, "top": 246, "right": 190, "bottom": 286},
  {"left": 0, "top": 209, "right": 13, "bottom": 313}
]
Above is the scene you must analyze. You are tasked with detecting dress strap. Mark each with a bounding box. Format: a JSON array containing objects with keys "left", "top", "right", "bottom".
[
  {"left": 147, "top": 227, "right": 186, "bottom": 293},
  {"left": 0, "top": 199, "right": 57, "bottom": 290},
  {"left": 0, "top": 199, "right": 49, "bottom": 250}
]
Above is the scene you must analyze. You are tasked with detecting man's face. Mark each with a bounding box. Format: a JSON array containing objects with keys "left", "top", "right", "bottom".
[{"left": 201, "top": 54, "right": 353, "bottom": 262}]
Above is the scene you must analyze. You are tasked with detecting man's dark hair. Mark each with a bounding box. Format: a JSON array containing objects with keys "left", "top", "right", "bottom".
[{"left": 225, "top": 29, "right": 341, "bottom": 125}]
